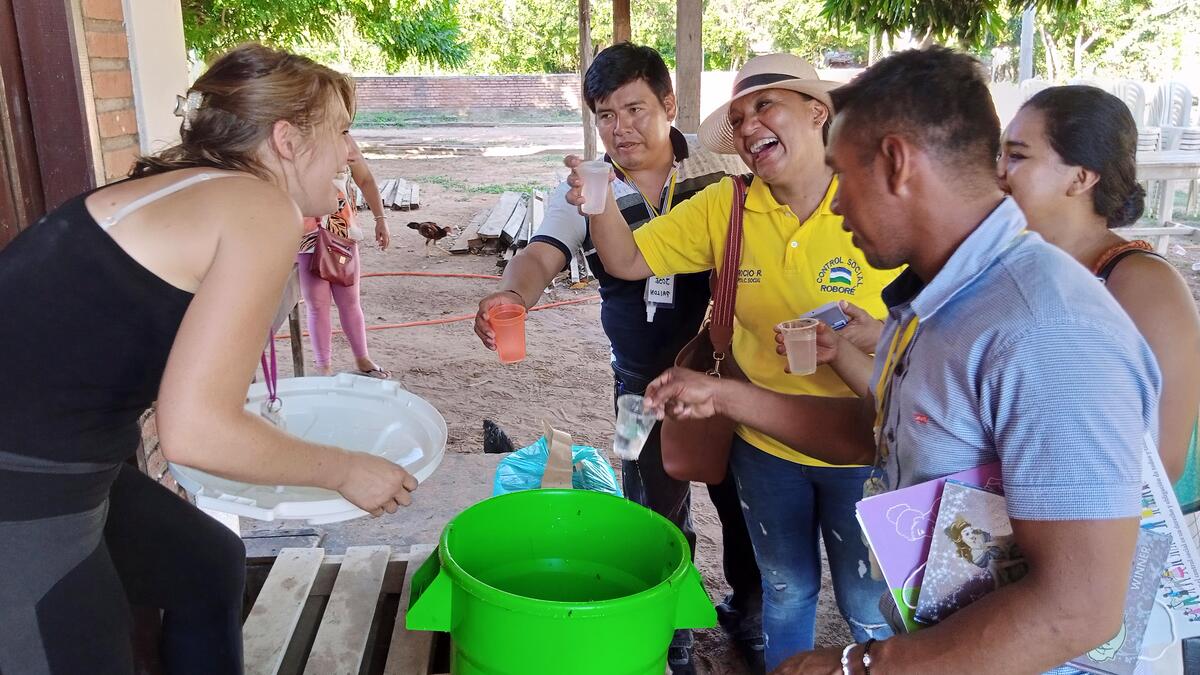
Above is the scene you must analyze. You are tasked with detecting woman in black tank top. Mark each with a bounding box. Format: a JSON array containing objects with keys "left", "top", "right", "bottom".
[
  {"left": 999, "top": 85, "right": 1200, "bottom": 496},
  {"left": 0, "top": 45, "right": 419, "bottom": 674}
]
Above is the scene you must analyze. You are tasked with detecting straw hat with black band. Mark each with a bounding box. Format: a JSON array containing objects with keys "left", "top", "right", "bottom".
[{"left": 698, "top": 53, "right": 840, "bottom": 155}]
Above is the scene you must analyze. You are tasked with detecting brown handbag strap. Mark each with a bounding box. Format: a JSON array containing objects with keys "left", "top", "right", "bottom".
[{"left": 709, "top": 175, "right": 748, "bottom": 354}]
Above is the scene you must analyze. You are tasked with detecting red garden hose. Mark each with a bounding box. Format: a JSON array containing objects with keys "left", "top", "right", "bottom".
[{"left": 273, "top": 271, "right": 599, "bottom": 340}]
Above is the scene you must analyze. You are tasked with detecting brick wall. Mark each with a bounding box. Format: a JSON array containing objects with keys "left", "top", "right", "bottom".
[
  {"left": 81, "top": 0, "right": 139, "bottom": 182},
  {"left": 355, "top": 74, "right": 583, "bottom": 112}
]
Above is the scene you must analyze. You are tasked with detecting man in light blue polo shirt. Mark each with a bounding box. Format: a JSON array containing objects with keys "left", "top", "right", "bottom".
[{"left": 642, "top": 47, "right": 1161, "bottom": 674}]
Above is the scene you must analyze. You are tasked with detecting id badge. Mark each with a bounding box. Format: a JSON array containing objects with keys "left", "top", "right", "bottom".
[
  {"left": 644, "top": 275, "right": 676, "bottom": 308},
  {"left": 862, "top": 475, "right": 886, "bottom": 499}
]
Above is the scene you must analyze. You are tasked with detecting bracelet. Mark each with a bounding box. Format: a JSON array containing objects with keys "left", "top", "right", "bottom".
[
  {"left": 502, "top": 289, "right": 526, "bottom": 306},
  {"left": 862, "top": 638, "right": 877, "bottom": 675},
  {"left": 840, "top": 643, "right": 856, "bottom": 675},
  {"left": 373, "top": 215, "right": 386, "bottom": 221}
]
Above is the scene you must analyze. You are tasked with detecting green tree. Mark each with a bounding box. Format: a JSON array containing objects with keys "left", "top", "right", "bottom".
[
  {"left": 181, "top": 0, "right": 467, "bottom": 68},
  {"left": 701, "top": 0, "right": 767, "bottom": 69},
  {"left": 453, "top": 0, "right": 582, "bottom": 72},
  {"left": 767, "top": 0, "right": 871, "bottom": 64},
  {"left": 821, "top": 0, "right": 1078, "bottom": 45},
  {"left": 1034, "top": 0, "right": 1197, "bottom": 80}
]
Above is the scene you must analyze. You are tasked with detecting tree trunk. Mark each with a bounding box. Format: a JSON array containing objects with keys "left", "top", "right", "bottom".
[
  {"left": 1038, "top": 24, "right": 1058, "bottom": 82},
  {"left": 1019, "top": 6, "right": 1035, "bottom": 81},
  {"left": 612, "top": 0, "right": 630, "bottom": 44},
  {"left": 675, "top": 0, "right": 702, "bottom": 133},
  {"left": 1073, "top": 27, "right": 1082, "bottom": 78},
  {"left": 579, "top": 0, "right": 596, "bottom": 160}
]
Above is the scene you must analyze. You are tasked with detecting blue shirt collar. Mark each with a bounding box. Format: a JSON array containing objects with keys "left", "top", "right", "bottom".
[{"left": 882, "top": 196, "right": 1028, "bottom": 320}]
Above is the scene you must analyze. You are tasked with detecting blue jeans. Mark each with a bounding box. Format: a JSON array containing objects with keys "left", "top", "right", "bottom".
[{"left": 731, "top": 436, "right": 891, "bottom": 671}]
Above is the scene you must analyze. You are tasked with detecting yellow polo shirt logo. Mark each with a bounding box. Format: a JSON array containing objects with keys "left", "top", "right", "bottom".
[{"left": 817, "top": 257, "right": 866, "bottom": 294}]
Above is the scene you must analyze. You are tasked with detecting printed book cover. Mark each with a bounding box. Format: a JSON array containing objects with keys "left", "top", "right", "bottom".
[
  {"left": 1070, "top": 527, "right": 1171, "bottom": 675},
  {"left": 855, "top": 463, "right": 1003, "bottom": 632},
  {"left": 913, "top": 480, "right": 1027, "bottom": 625},
  {"left": 1137, "top": 440, "right": 1200, "bottom": 640}
]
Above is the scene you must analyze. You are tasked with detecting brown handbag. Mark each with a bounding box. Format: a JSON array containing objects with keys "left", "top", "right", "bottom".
[
  {"left": 660, "top": 175, "right": 748, "bottom": 485},
  {"left": 310, "top": 224, "right": 359, "bottom": 286}
]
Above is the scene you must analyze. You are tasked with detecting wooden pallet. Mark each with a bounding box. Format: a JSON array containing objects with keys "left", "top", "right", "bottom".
[
  {"left": 359, "top": 178, "right": 422, "bottom": 213},
  {"left": 243, "top": 545, "right": 447, "bottom": 675},
  {"left": 475, "top": 191, "right": 523, "bottom": 240},
  {"left": 449, "top": 209, "right": 488, "bottom": 254}
]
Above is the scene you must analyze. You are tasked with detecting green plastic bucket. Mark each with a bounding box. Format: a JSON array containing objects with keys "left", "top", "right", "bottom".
[{"left": 407, "top": 489, "right": 715, "bottom": 674}]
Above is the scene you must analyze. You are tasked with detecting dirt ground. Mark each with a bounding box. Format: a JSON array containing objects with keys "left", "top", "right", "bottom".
[{"left": 241, "top": 124, "right": 1200, "bottom": 674}]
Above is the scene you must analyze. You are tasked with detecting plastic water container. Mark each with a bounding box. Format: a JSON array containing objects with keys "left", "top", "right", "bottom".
[
  {"left": 170, "top": 374, "right": 447, "bottom": 524},
  {"left": 407, "top": 489, "right": 715, "bottom": 674}
]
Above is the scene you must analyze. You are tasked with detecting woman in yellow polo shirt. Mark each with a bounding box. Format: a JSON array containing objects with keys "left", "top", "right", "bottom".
[{"left": 567, "top": 54, "right": 899, "bottom": 669}]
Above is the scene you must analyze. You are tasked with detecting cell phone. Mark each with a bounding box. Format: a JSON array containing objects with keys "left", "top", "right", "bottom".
[{"left": 800, "top": 301, "right": 849, "bottom": 330}]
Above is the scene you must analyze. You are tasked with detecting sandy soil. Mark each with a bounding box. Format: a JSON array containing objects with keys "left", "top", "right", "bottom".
[{"left": 241, "top": 125, "right": 1200, "bottom": 674}]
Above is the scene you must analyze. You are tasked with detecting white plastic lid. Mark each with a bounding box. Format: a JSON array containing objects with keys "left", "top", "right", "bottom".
[{"left": 170, "top": 374, "right": 447, "bottom": 524}]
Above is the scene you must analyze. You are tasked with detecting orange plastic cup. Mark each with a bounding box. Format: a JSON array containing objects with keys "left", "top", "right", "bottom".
[{"left": 488, "top": 304, "right": 527, "bottom": 364}]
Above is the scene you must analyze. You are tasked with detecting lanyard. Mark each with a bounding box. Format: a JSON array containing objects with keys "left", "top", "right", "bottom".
[
  {"left": 873, "top": 315, "right": 919, "bottom": 467},
  {"left": 258, "top": 333, "right": 285, "bottom": 428},
  {"left": 612, "top": 160, "right": 680, "bottom": 322},
  {"left": 260, "top": 336, "right": 281, "bottom": 413},
  {"left": 610, "top": 160, "right": 678, "bottom": 217},
  {"left": 874, "top": 316, "right": 918, "bottom": 425}
]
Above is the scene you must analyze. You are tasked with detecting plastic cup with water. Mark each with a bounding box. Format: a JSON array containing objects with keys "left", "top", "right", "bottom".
[
  {"left": 577, "top": 160, "right": 611, "bottom": 215},
  {"left": 488, "top": 304, "right": 527, "bottom": 364},
  {"left": 778, "top": 317, "right": 819, "bottom": 376},
  {"left": 613, "top": 394, "right": 657, "bottom": 461}
]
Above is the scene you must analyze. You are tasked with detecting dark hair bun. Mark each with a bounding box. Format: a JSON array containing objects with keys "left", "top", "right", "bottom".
[{"left": 1109, "top": 184, "right": 1146, "bottom": 228}]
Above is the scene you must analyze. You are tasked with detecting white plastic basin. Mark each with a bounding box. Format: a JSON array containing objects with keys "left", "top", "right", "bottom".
[{"left": 170, "top": 374, "right": 447, "bottom": 524}]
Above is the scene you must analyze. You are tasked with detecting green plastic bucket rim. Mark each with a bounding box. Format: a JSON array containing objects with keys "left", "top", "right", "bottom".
[{"left": 436, "top": 489, "right": 700, "bottom": 619}]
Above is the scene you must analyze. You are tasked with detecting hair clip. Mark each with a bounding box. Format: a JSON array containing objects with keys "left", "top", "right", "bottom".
[{"left": 173, "top": 90, "right": 204, "bottom": 131}]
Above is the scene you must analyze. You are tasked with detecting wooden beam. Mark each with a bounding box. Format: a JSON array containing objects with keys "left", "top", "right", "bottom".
[
  {"left": 477, "top": 192, "right": 522, "bottom": 240},
  {"left": 382, "top": 545, "right": 436, "bottom": 675},
  {"left": 407, "top": 183, "right": 419, "bottom": 210},
  {"left": 450, "top": 209, "right": 488, "bottom": 254},
  {"left": 613, "top": 0, "right": 630, "bottom": 44},
  {"left": 0, "top": 0, "right": 45, "bottom": 246},
  {"left": 578, "top": 0, "right": 597, "bottom": 160},
  {"left": 500, "top": 195, "right": 528, "bottom": 244},
  {"left": 243, "top": 548, "right": 326, "bottom": 675},
  {"left": 389, "top": 178, "right": 409, "bottom": 211},
  {"left": 8, "top": 0, "right": 93, "bottom": 216},
  {"left": 288, "top": 306, "right": 304, "bottom": 377},
  {"left": 304, "top": 546, "right": 391, "bottom": 675},
  {"left": 675, "top": 0, "right": 703, "bottom": 133}
]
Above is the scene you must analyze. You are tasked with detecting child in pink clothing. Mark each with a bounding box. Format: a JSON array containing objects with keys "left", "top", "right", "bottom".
[{"left": 297, "top": 188, "right": 389, "bottom": 378}]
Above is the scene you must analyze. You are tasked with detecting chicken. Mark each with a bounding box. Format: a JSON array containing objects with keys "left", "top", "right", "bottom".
[{"left": 407, "top": 221, "right": 453, "bottom": 247}]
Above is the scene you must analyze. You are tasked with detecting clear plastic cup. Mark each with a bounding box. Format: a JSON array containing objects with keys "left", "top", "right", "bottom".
[
  {"left": 577, "top": 160, "right": 611, "bottom": 215},
  {"left": 778, "top": 318, "right": 819, "bottom": 376},
  {"left": 488, "top": 304, "right": 527, "bottom": 364},
  {"left": 613, "top": 394, "right": 657, "bottom": 461}
]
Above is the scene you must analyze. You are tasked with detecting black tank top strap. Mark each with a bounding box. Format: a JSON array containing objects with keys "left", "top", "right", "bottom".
[{"left": 1093, "top": 240, "right": 1163, "bottom": 284}]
